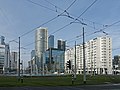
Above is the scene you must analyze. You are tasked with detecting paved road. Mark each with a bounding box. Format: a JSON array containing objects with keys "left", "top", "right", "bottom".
[{"left": 0, "top": 84, "right": 120, "bottom": 90}]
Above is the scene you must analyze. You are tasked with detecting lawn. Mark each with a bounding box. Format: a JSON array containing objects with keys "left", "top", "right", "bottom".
[{"left": 0, "top": 75, "right": 120, "bottom": 87}]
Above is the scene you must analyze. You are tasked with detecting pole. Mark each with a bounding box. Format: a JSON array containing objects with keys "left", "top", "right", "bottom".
[
  {"left": 18, "top": 37, "right": 20, "bottom": 81},
  {"left": 22, "top": 60, "right": 23, "bottom": 76},
  {"left": 91, "top": 52, "right": 93, "bottom": 76},
  {"left": 83, "top": 27, "right": 86, "bottom": 84},
  {"left": 74, "top": 41, "right": 76, "bottom": 79},
  {"left": 94, "top": 57, "right": 95, "bottom": 76},
  {"left": 49, "top": 48, "right": 52, "bottom": 74}
]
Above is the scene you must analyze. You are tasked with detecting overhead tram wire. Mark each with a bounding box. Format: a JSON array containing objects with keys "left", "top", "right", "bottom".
[
  {"left": 72, "top": 0, "right": 98, "bottom": 23},
  {"left": 66, "top": 19, "right": 120, "bottom": 44},
  {"left": 21, "top": 0, "right": 77, "bottom": 44},
  {"left": 65, "top": 0, "right": 77, "bottom": 11},
  {"left": 44, "top": 0, "right": 77, "bottom": 12},
  {"left": 20, "top": 0, "right": 119, "bottom": 50},
  {"left": 85, "top": 19, "right": 120, "bottom": 38},
  {"left": 50, "top": 0, "right": 98, "bottom": 35},
  {"left": 9, "top": 0, "right": 76, "bottom": 42},
  {"left": 44, "top": 0, "right": 103, "bottom": 27},
  {"left": 27, "top": 0, "right": 56, "bottom": 12},
  {"left": 27, "top": 0, "right": 105, "bottom": 36},
  {"left": 24, "top": 0, "right": 99, "bottom": 48},
  {"left": 50, "top": 23, "right": 72, "bottom": 35},
  {"left": 43, "top": 0, "right": 120, "bottom": 50},
  {"left": 44, "top": 0, "right": 64, "bottom": 11},
  {"left": 27, "top": 0, "right": 77, "bottom": 14},
  {"left": 8, "top": 15, "right": 60, "bottom": 42},
  {"left": 19, "top": 0, "right": 77, "bottom": 38},
  {"left": 20, "top": 16, "right": 59, "bottom": 38},
  {"left": 11, "top": 0, "right": 77, "bottom": 49},
  {"left": 30, "top": 0, "right": 103, "bottom": 31}
]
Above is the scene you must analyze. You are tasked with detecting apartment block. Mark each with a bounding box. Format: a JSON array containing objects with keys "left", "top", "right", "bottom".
[{"left": 65, "top": 36, "right": 112, "bottom": 75}]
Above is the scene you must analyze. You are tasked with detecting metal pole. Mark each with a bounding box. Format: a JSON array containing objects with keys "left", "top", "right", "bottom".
[
  {"left": 74, "top": 41, "right": 76, "bottom": 79},
  {"left": 22, "top": 60, "right": 23, "bottom": 76},
  {"left": 83, "top": 27, "right": 86, "bottom": 84},
  {"left": 49, "top": 48, "right": 52, "bottom": 74},
  {"left": 94, "top": 57, "right": 95, "bottom": 76},
  {"left": 18, "top": 37, "right": 20, "bottom": 81}
]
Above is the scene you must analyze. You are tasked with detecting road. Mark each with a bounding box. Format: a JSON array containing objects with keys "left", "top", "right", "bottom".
[{"left": 0, "top": 84, "right": 120, "bottom": 90}]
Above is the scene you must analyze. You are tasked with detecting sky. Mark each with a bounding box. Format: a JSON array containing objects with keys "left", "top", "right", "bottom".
[{"left": 0, "top": 0, "right": 120, "bottom": 68}]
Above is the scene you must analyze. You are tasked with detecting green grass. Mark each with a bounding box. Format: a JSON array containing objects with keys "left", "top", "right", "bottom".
[{"left": 0, "top": 75, "right": 120, "bottom": 87}]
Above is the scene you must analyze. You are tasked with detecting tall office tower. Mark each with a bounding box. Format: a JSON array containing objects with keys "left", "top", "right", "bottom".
[
  {"left": 1, "top": 36, "right": 5, "bottom": 45},
  {"left": 48, "top": 35, "right": 54, "bottom": 48},
  {"left": 0, "top": 36, "right": 10, "bottom": 74},
  {"left": 31, "top": 50, "right": 35, "bottom": 59},
  {"left": 0, "top": 45, "right": 5, "bottom": 74},
  {"left": 35, "top": 27, "right": 48, "bottom": 74},
  {"left": 4, "top": 44, "right": 10, "bottom": 72},
  {"left": 57, "top": 39, "right": 66, "bottom": 51},
  {"left": 10, "top": 52, "right": 18, "bottom": 72}
]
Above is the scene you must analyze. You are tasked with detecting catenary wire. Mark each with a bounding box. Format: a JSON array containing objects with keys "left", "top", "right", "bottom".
[
  {"left": 10, "top": 0, "right": 78, "bottom": 49},
  {"left": 21, "top": 0, "right": 98, "bottom": 48},
  {"left": 50, "top": 0, "right": 98, "bottom": 35}
]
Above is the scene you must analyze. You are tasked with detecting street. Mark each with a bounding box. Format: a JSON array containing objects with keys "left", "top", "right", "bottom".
[{"left": 0, "top": 84, "right": 120, "bottom": 90}]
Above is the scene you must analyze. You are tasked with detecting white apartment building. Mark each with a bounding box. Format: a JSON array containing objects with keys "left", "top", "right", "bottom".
[{"left": 65, "top": 36, "right": 112, "bottom": 75}]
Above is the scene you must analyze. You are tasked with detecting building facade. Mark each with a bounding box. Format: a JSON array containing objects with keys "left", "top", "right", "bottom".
[
  {"left": 65, "top": 36, "right": 112, "bottom": 75},
  {"left": 48, "top": 35, "right": 54, "bottom": 48},
  {"left": 31, "top": 50, "right": 35, "bottom": 60},
  {"left": 0, "top": 45, "right": 5, "bottom": 74},
  {"left": 4, "top": 44, "right": 10, "bottom": 74},
  {"left": 57, "top": 39, "right": 66, "bottom": 51},
  {"left": 35, "top": 27, "right": 48, "bottom": 74},
  {"left": 0, "top": 36, "right": 10, "bottom": 74},
  {"left": 10, "top": 52, "right": 18, "bottom": 73},
  {"left": 113, "top": 55, "right": 120, "bottom": 74},
  {"left": 44, "top": 48, "right": 65, "bottom": 74}
]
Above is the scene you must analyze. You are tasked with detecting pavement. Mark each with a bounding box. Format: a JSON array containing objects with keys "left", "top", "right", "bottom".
[{"left": 0, "top": 84, "right": 120, "bottom": 90}]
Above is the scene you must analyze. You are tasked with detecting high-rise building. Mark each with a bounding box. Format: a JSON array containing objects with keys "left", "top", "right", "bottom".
[
  {"left": 48, "top": 35, "right": 54, "bottom": 48},
  {"left": 113, "top": 55, "right": 120, "bottom": 74},
  {"left": 31, "top": 50, "right": 35, "bottom": 59},
  {"left": 35, "top": 27, "right": 48, "bottom": 74},
  {"left": 0, "top": 36, "right": 10, "bottom": 74},
  {"left": 10, "top": 52, "right": 18, "bottom": 72},
  {"left": 57, "top": 39, "right": 66, "bottom": 51},
  {"left": 44, "top": 48, "right": 65, "bottom": 74},
  {"left": 4, "top": 44, "right": 10, "bottom": 73},
  {"left": 1, "top": 36, "right": 5, "bottom": 45},
  {"left": 0, "top": 45, "right": 5, "bottom": 74},
  {"left": 65, "top": 36, "right": 112, "bottom": 75}
]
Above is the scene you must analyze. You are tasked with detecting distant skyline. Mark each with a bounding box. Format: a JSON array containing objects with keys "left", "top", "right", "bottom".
[{"left": 0, "top": 0, "right": 120, "bottom": 67}]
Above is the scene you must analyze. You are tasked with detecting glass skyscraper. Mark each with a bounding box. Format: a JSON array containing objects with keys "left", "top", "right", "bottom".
[
  {"left": 0, "top": 45, "right": 5, "bottom": 74},
  {"left": 35, "top": 27, "right": 48, "bottom": 74},
  {"left": 44, "top": 48, "right": 65, "bottom": 74},
  {"left": 0, "top": 36, "right": 10, "bottom": 74},
  {"left": 48, "top": 35, "right": 54, "bottom": 48},
  {"left": 57, "top": 39, "right": 66, "bottom": 51}
]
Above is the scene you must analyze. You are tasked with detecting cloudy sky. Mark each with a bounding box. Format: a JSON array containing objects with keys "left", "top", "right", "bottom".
[{"left": 0, "top": 0, "right": 120, "bottom": 68}]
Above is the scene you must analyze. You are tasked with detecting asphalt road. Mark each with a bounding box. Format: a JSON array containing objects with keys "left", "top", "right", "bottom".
[{"left": 0, "top": 84, "right": 120, "bottom": 90}]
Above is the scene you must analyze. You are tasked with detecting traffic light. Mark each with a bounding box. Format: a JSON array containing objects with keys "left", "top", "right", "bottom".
[{"left": 67, "top": 60, "right": 71, "bottom": 69}]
